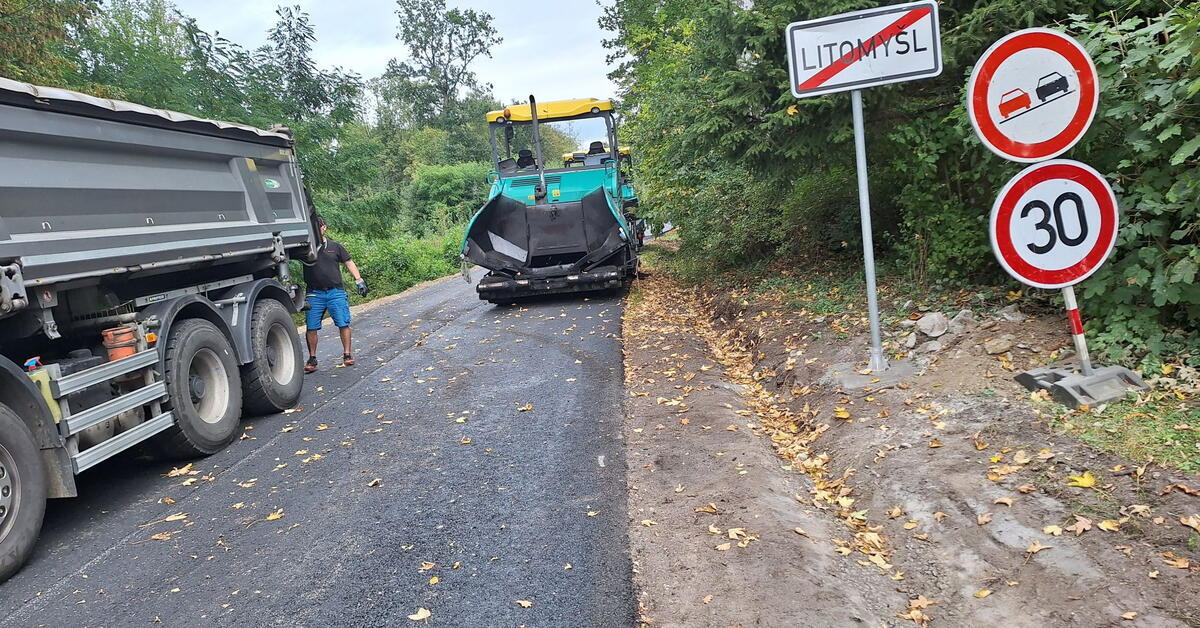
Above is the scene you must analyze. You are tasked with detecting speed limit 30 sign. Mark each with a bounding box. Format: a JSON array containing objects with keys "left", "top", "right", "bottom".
[{"left": 989, "top": 159, "right": 1117, "bottom": 289}]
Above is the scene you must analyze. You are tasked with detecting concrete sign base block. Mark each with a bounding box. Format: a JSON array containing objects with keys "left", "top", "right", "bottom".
[
  {"left": 823, "top": 359, "right": 916, "bottom": 391},
  {"left": 1014, "top": 365, "right": 1149, "bottom": 409}
]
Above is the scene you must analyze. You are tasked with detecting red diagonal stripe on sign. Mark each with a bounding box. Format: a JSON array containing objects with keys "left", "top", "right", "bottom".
[{"left": 797, "top": 6, "right": 932, "bottom": 91}]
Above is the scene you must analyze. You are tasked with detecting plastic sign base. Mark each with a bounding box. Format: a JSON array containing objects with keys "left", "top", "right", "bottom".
[{"left": 1015, "top": 365, "right": 1149, "bottom": 409}]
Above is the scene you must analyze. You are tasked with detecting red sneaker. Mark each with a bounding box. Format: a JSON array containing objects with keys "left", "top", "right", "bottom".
[
  {"left": 304, "top": 357, "right": 317, "bottom": 373},
  {"left": 342, "top": 354, "right": 355, "bottom": 366}
]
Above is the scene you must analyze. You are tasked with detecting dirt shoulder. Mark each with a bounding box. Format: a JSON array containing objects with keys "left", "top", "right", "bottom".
[{"left": 623, "top": 270, "right": 1200, "bottom": 627}]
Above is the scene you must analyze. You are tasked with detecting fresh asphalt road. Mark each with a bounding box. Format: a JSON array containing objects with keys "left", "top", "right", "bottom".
[{"left": 0, "top": 273, "right": 635, "bottom": 627}]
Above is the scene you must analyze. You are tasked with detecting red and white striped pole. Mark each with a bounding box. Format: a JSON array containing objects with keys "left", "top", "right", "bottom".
[{"left": 1061, "top": 286, "right": 1094, "bottom": 376}]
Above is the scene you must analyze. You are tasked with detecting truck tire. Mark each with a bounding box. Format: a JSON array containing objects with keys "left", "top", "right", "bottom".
[
  {"left": 241, "top": 299, "right": 303, "bottom": 415},
  {"left": 153, "top": 319, "right": 243, "bottom": 459},
  {"left": 0, "top": 403, "right": 47, "bottom": 583}
]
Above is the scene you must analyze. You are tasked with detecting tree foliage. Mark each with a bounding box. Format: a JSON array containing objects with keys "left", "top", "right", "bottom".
[
  {"left": 390, "top": 0, "right": 501, "bottom": 118},
  {"left": 0, "top": 0, "right": 92, "bottom": 85}
]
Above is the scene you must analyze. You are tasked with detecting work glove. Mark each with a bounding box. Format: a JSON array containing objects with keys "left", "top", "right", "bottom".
[{"left": 356, "top": 279, "right": 369, "bottom": 296}]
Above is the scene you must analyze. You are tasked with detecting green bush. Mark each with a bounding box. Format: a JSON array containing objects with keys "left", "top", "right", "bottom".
[
  {"left": 1070, "top": 8, "right": 1200, "bottom": 368},
  {"left": 402, "top": 161, "right": 491, "bottom": 236},
  {"left": 335, "top": 229, "right": 462, "bottom": 304}
]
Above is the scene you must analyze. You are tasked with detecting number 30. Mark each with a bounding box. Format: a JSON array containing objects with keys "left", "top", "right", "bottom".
[{"left": 1020, "top": 192, "right": 1088, "bottom": 254}]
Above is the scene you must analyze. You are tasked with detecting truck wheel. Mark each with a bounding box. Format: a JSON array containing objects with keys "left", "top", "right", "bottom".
[
  {"left": 241, "top": 299, "right": 303, "bottom": 415},
  {"left": 0, "top": 403, "right": 47, "bottom": 583},
  {"left": 153, "top": 319, "right": 243, "bottom": 459}
]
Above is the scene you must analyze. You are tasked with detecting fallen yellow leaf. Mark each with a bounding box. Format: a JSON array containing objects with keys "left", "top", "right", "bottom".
[
  {"left": 1097, "top": 520, "right": 1120, "bottom": 532},
  {"left": 1066, "top": 516, "right": 1092, "bottom": 536},
  {"left": 516, "top": 600, "right": 532, "bottom": 608},
  {"left": 407, "top": 607, "right": 431, "bottom": 621},
  {"left": 974, "top": 589, "right": 992, "bottom": 599},
  {"left": 1026, "top": 540, "right": 1051, "bottom": 554},
  {"left": 1067, "top": 471, "right": 1097, "bottom": 488}
]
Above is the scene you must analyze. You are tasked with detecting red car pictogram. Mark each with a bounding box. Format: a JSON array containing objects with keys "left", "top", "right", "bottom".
[{"left": 998, "top": 88, "right": 1032, "bottom": 118}]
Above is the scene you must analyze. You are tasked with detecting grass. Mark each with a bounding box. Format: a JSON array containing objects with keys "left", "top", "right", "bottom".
[{"left": 1044, "top": 394, "right": 1200, "bottom": 473}]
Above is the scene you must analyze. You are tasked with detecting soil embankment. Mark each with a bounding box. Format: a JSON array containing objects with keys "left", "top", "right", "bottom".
[{"left": 623, "top": 269, "right": 1200, "bottom": 627}]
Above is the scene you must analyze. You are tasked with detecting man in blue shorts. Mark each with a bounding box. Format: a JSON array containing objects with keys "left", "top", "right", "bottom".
[{"left": 303, "top": 216, "right": 368, "bottom": 372}]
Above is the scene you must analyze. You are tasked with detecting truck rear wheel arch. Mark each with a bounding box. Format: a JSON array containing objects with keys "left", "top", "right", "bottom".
[
  {"left": 209, "top": 280, "right": 297, "bottom": 367},
  {"left": 143, "top": 297, "right": 240, "bottom": 365}
]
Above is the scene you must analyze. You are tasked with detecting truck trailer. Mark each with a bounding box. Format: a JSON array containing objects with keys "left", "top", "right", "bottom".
[{"left": 0, "top": 77, "right": 318, "bottom": 582}]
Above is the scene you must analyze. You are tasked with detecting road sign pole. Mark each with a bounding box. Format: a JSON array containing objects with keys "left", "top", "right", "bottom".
[
  {"left": 851, "top": 89, "right": 887, "bottom": 373},
  {"left": 1060, "top": 285, "right": 1094, "bottom": 376}
]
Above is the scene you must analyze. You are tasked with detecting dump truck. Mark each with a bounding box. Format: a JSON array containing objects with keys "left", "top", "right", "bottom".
[
  {"left": 0, "top": 77, "right": 317, "bottom": 582},
  {"left": 462, "top": 97, "right": 639, "bottom": 303}
]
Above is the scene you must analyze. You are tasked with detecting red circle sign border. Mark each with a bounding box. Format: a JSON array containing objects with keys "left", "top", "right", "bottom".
[
  {"left": 989, "top": 160, "right": 1118, "bottom": 289},
  {"left": 967, "top": 28, "right": 1099, "bottom": 163}
]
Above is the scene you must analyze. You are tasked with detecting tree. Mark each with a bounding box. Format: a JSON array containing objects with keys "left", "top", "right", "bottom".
[
  {"left": 389, "top": 0, "right": 501, "bottom": 119},
  {"left": 69, "top": 0, "right": 192, "bottom": 108},
  {"left": 0, "top": 0, "right": 91, "bottom": 85}
]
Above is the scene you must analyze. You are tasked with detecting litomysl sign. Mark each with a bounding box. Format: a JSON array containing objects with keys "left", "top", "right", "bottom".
[{"left": 786, "top": 1, "right": 942, "bottom": 98}]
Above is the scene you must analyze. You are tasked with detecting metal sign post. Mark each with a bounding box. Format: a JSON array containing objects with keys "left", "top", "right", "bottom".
[
  {"left": 786, "top": 1, "right": 942, "bottom": 373},
  {"left": 850, "top": 90, "right": 886, "bottom": 372},
  {"left": 1060, "top": 285, "right": 1093, "bottom": 376}
]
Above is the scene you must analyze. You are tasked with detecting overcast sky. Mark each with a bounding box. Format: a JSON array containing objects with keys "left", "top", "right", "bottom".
[{"left": 174, "top": 0, "right": 620, "bottom": 105}]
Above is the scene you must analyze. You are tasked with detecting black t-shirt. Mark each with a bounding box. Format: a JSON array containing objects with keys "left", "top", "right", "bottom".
[{"left": 304, "top": 239, "right": 351, "bottom": 291}]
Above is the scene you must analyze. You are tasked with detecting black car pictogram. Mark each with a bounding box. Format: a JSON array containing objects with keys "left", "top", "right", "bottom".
[{"left": 1036, "top": 72, "right": 1069, "bottom": 101}]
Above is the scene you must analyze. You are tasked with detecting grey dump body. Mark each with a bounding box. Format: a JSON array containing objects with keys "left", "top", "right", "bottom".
[{"left": 0, "top": 82, "right": 314, "bottom": 302}]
